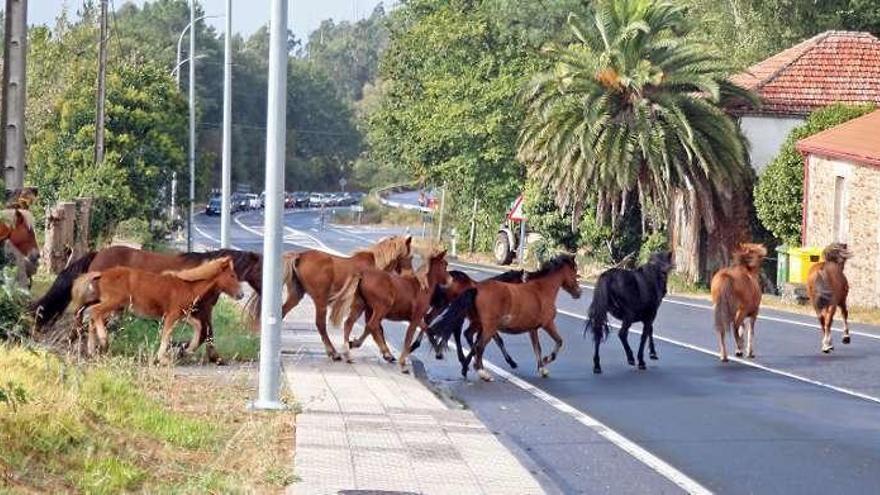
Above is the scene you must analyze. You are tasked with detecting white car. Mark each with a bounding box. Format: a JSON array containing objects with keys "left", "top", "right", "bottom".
[{"left": 246, "top": 193, "right": 261, "bottom": 209}]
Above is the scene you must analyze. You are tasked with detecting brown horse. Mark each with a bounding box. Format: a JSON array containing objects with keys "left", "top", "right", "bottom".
[
  {"left": 429, "top": 255, "right": 582, "bottom": 381},
  {"left": 807, "top": 243, "right": 853, "bottom": 353},
  {"left": 0, "top": 209, "right": 40, "bottom": 286},
  {"left": 32, "top": 246, "right": 262, "bottom": 362},
  {"left": 710, "top": 243, "right": 767, "bottom": 362},
  {"left": 330, "top": 250, "right": 450, "bottom": 371},
  {"left": 71, "top": 257, "right": 244, "bottom": 364},
  {"left": 254, "top": 235, "right": 413, "bottom": 361}
]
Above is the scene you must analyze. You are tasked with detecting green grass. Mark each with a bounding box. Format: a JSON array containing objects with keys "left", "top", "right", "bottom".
[
  {"left": 108, "top": 298, "right": 259, "bottom": 362},
  {"left": 0, "top": 346, "right": 295, "bottom": 494}
]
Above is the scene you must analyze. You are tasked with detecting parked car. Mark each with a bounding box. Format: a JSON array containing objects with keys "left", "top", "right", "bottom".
[
  {"left": 246, "top": 193, "right": 261, "bottom": 209},
  {"left": 309, "top": 193, "right": 327, "bottom": 207},
  {"left": 292, "top": 191, "right": 310, "bottom": 207},
  {"left": 205, "top": 195, "right": 222, "bottom": 216}
]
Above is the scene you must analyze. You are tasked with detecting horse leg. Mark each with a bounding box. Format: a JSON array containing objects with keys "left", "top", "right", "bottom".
[
  {"left": 156, "top": 316, "right": 179, "bottom": 366},
  {"left": 399, "top": 321, "right": 420, "bottom": 373},
  {"left": 528, "top": 330, "right": 548, "bottom": 378},
  {"left": 840, "top": 302, "right": 851, "bottom": 344},
  {"left": 350, "top": 305, "right": 372, "bottom": 349},
  {"left": 636, "top": 323, "right": 650, "bottom": 370},
  {"left": 93, "top": 308, "right": 111, "bottom": 354},
  {"left": 314, "top": 297, "right": 341, "bottom": 361},
  {"left": 746, "top": 316, "right": 758, "bottom": 359},
  {"left": 540, "top": 322, "right": 563, "bottom": 367},
  {"left": 341, "top": 301, "right": 364, "bottom": 363},
  {"left": 493, "top": 334, "right": 518, "bottom": 369},
  {"left": 618, "top": 321, "right": 635, "bottom": 366},
  {"left": 648, "top": 326, "right": 659, "bottom": 360},
  {"left": 717, "top": 325, "right": 729, "bottom": 363},
  {"left": 202, "top": 318, "right": 224, "bottom": 365},
  {"left": 822, "top": 306, "right": 836, "bottom": 353},
  {"left": 474, "top": 329, "right": 494, "bottom": 382}
]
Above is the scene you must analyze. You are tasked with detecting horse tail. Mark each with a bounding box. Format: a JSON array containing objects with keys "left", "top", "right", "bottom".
[
  {"left": 811, "top": 268, "right": 833, "bottom": 313},
  {"left": 245, "top": 252, "right": 304, "bottom": 330},
  {"left": 713, "top": 274, "right": 737, "bottom": 336},
  {"left": 328, "top": 274, "right": 361, "bottom": 328},
  {"left": 30, "top": 251, "right": 97, "bottom": 330},
  {"left": 584, "top": 274, "right": 612, "bottom": 343},
  {"left": 70, "top": 272, "right": 102, "bottom": 318},
  {"left": 427, "top": 287, "right": 477, "bottom": 352}
]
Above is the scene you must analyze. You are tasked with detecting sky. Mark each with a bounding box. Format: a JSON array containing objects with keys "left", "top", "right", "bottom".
[{"left": 29, "top": 0, "right": 397, "bottom": 40}]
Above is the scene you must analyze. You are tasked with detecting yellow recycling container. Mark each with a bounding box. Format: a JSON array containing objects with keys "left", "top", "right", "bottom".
[{"left": 788, "top": 247, "right": 824, "bottom": 284}]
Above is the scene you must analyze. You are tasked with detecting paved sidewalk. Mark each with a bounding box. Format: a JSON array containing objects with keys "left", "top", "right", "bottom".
[{"left": 282, "top": 299, "right": 545, "bottom": 495}]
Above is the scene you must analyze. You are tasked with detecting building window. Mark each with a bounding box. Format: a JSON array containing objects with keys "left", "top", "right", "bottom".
[{"left": 833, "top": 176, "right": 847, "bottom": 243}]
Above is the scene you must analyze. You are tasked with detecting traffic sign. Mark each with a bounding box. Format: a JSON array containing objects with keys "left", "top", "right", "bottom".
[{"left": 508, "top": 194, "right": 525, "bottom": 221}]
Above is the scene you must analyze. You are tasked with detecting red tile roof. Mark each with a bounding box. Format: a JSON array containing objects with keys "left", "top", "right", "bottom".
[
  {"left": 796, "top": 110, "right": 880, "bottom": 167},
  {"left": 731, "top": 31, "right": 880, "bottom": 116}
]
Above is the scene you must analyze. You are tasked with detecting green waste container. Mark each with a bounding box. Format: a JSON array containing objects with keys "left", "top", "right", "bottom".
[{"left": 775, "top": 245, "right": 789, "bottom": 290}]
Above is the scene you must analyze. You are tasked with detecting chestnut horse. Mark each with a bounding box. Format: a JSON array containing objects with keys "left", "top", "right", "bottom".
[
  {"left": 429, "top": 255, "right": 582, "bottom": 381},
  {"left": 253, "top": 236, "right": 413, "bottom": 361},
  {"left": 71, "top": 257, "right": 244, "bottom": 364},
  {"left": 331, "top": 250, "right": 450, "bottom": 372},
  {"left": 405, "top": 269, "right": 525, "bottom": 369},
  {"left": 807, "top": 243, "right": 853, "bottom": 353},
  {"left": 32, "top": 246, "right": 262, "bottom": 362},
  {"left": 0, "top": 209, "right": 40, "bottom": 286},
  {"left": 710, "top": 243, "right": 767, "bottom": 362}
]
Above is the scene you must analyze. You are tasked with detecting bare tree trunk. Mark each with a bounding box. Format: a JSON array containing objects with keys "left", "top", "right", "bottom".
[
  {"left": 669, "top": 187, "right": 702, "bottom": 283},
  {"left": 74, "top": 197, "right": 92, "bottom": 259},
  {"left": 42, "top": 202, "right": 76, "bottom": 274}
]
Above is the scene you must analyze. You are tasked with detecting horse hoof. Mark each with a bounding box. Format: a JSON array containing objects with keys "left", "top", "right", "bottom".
[
  {"left": 720, "top": 356, "right": 729, "bottom": 363},
  {"left": 348, "top": 340, "right": 361, "bottom": 349},
  {"left": 593, "top": 367, "right": 602, "bottom": 374},
  {"left": 383, "top": 354, "right": 396, "bottom": 363},
  {"left": 637, "top": 363, "right": 646, "bottom": 370},
  {"left": 400, "top": 365, "right": 411, "bottom": 374},
  {"left": 735, "top": 351, "right": 743, "bottom": 357},
  {"left": 747, "top": 352, "right": 755, "bottom": 359},
  {"left": 329, "top": 352, "right": 342, "bottom": 361},
  {"left": 627, "top": 358, "right": 635, "bottom": 366},
  {"left": 508, "top": 361, "right": 518, "bottom": 369},
  {"left": 477, "top": 369, "right": 494, "bottom": 382},
  {"left": 843, "top": 336, "right": 851, "bottom": 344},
  {"left": 539, "top": 367, "right": 550, "bottom": 378},
  {"left": 822, "top": 347, "right": 832, "bottom": 354},
  {"left": 435, "top": 353, "right": 444, "bottom": 360},
  {"left": 649, "top": 354, "right": 658, "bottom": 360}
]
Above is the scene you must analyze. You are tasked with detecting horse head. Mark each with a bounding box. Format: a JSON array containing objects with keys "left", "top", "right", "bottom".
[
  {"left": 823, "top": 243, "right": 853, "bottom": 265},
  {"left": 733, "top": 243, "right": 767, "bottom": 271},
  {"left": 426, "top": 249, "right": 450, "bottom": 287},
  {"left": 529, "top": 254, "right": 581, "bottom": 299},
  {"left": 1, "top": 209, "right": 40, "bottom": 267},
  {"left": 648, "top": 251, "right": 674, "bottom": 273},
  {"left": 215, "top": 257, "right": 244, "bottom": 300}
]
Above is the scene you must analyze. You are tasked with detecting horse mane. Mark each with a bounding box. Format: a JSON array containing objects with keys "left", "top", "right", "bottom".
[
  {"left": 0, "top": 209, "right": 34, "bottom": 230},
  {"left": 354, "top": 236, "right": 409, "bottom": 270},
  {"left": 166, "top": 257, "right": 231, "bottom": 282},
  {"left": 526, "top": 254, "right": 576, "bottom": 280},
  {"left": 413, "top": 248, "right": 445, "bottom": 290},
  {"left": 822, "top": 243, "right": 852, "bottom": 264},
  {"left": 179, "top": 249, "right": 260, "bottom": 276},
  {"left": 492, "top": 269, "right": 525, "bottom": 283}
]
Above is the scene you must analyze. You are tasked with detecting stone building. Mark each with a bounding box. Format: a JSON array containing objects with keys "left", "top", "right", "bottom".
[
  {"left": 731, "top": 31, "right": 880, "bottom": 172},
  {"left": 798, "top": 110, "right": 880, "bottom": 307}
]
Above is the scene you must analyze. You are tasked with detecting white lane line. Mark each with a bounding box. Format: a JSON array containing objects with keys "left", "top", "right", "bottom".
[
  {"left": 192, "top": 216, "right": 244, "bottom": 250},
  {"left": 554, "top": 308, "right": 880, "bottom": 406},
  {"left": 480, "top": 358, "right": 712, "bottom": 495},
  {"left": 233, "top": 212, "right": 345, "bottom": 256},
  {"left": 449, "top": 262, "right": 879, "bottom": 341}
]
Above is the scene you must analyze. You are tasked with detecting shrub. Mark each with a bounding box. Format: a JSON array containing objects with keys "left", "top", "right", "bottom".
[
  {"left": 639, "top": 231, "right": 669, "bottom": 263},
  {"left": 755, "top": 103, "right": 876, "bottom": 245},
  {"left": 0, "top": 266, "right": 31, "bottom": 341}
]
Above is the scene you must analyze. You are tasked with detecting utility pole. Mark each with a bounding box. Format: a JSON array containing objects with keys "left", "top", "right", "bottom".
[
  {"left": 220, "top": 0, "right": 232, "bottom": 248},
  {"left": 187, "top": 0, "right": 196, "bottom": 252},
  {"left": 252, "top": 0, "right": 288, "bottom": 411},
  {"left": 94, "top": 0, "right": 109, "bottom": 166},
  {"left": 436, "top": 184, "right": 447, "bottom": 242},
  {"left": 1, "top": 0, "right": 28, "bottom": 193}
]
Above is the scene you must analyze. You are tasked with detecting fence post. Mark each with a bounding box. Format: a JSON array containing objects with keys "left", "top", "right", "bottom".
[
  {"left": 42, "top": 201, "right": 76, "bottom": 273},
  {"left": 74, "top": 197, "right": 92, "bottom": 259}
]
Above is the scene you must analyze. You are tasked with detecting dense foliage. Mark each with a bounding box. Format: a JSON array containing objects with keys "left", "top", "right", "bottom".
[{"left": 754, "top": 103, "right": 876, "bottom": 245}]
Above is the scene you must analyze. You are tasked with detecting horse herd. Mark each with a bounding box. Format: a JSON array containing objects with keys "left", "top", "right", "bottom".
[{"left": 18, "top": 221, "right": 854, "bottom": 381}]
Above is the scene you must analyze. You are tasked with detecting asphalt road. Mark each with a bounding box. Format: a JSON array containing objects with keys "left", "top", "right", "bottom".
[{"left": 193, "top": 202, "right": 880, "bottom": 495}]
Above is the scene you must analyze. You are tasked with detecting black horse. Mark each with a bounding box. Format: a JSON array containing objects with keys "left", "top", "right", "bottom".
[
  {"left": 585, "top": 252, "right": 673, "bottom": 373},
  {"left": 410, "top": 268, "right": 524, "bottom": 369}
]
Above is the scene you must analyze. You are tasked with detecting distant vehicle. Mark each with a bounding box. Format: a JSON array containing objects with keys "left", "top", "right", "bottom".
[
  {"left": 205, "top": 195, "right": 222, "bottom": 216},
  {"left": 494, "top": 194, "right": 527, "bottom": 265},
  {"left": 309, "top": 193, "right": 328, "bottom": 207},
  {"left": 231, "top": 193, "right": 249, "bottom": 212},
  {"left": 246, "top": 193, "right": 261, "bottom": 210},
  {"left": 292, "top": 191, "right": 310, "bottom": 207}
]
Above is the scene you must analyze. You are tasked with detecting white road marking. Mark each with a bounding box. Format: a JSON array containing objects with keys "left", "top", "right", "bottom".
[
  {"left": 233, "top": 212, "right": 345, "bottom": 256},
  {"left": 554, "top": 308, "right": 880, "bottom": 406},
  {"left": 192, "top": 215, "right": 243, "bottom": 250}
]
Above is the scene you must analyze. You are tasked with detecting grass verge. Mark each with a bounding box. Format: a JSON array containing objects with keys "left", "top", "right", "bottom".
[{"left": 0, "top": 346, "right": 295, "bottom": 494}]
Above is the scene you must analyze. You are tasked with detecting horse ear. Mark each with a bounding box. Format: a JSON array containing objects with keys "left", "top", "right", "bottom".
[
  {"left": 438, "top": 249, "right": 447, "bottom": 259},
  {"left": 405, "top": 235, "right": 412, "bottom": 247},
  {"left": 14, "top": 209, "right": 25, "bottom": 226}
]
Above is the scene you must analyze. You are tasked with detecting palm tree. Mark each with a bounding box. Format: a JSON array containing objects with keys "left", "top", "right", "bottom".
[{"left": 518, "top": 0, "right": 754, "bottom": 250}]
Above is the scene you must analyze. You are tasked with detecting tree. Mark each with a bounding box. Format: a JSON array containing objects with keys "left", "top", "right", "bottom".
[
  {"left": 518, "top": 0, "right": 754, "bottom": 261},
  {"left": 754, "top": 103, "right": 876, "bottom": 246}
]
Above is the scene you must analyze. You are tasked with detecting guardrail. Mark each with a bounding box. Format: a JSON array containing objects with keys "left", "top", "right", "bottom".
[{"left": 374, "top": 182, "right": 434, "bottom": 214}]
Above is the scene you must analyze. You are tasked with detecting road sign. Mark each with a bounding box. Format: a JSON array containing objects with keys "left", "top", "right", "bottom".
[{"left": 508, "top": 194, "right": 525, "bottom": 221}]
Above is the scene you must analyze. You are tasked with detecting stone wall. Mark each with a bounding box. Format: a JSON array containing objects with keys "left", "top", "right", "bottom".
[{"left": 805, "top": 155, "right": 880, "bottom": 307}]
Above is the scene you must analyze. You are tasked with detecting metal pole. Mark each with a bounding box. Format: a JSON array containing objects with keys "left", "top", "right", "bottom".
[
  {"left": 518, "top": 219, "right": 527, "bottom": 266},
  {"left": 468, "top": 196, "right": 478, "bottom": 253},
  {"left": 253, "top": 0, "right": 288, "bottom": 410},
  {"left": 436, "top": 184, "right": 446, "bottom": 242},
  {"left": 220, "top": 0, "right": 232, "bottom": 248},
  {"left": 1, "top": 0, "right": 28, "bottom": 192},
  {"left": 94, "top": 0, "right": 108, "bottom": 166},
  {"left": 187, "top": 0, "right": 196, "bottom": 252}
]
